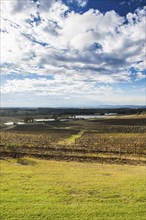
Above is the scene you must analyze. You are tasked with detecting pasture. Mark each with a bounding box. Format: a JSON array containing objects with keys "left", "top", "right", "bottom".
[{"left": 0, "top": 158, "right": 146, "bottom": 220}]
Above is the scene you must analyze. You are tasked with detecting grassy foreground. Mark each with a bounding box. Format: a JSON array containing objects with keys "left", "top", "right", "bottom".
[{"left": 0, "top": 158, "right": 146, "bottom": 220}]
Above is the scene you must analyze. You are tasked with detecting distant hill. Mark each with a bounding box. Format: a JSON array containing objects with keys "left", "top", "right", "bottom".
[{"left": 96, "top": 105, "right": 146, "bottom": 109}]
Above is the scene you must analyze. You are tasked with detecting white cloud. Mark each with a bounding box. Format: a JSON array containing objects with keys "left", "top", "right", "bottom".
[
  {"left": 77, "top": 0, "right": 88, "bottom": 7},
  {"left": 1, "top": 78, "right": 145, "bottom": 107},
  {"left": 1, "top": 1, "right": 146, "bottom": 106},
  {"left": 135, "top": 72, "right": 145, "bottom": 80},
  {"left": 1, "top": 77, "right": 113, "bottom": 96},
  {"left": 67, "top": 0, "right": 88, "bottom": 8}
]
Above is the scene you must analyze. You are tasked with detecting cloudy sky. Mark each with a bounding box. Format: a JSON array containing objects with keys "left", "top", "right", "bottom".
[{"left": 1, "top": 0, "right": 146, "bottom": 107}]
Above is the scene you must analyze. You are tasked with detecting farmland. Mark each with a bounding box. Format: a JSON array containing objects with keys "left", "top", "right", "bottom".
[
  {"left": 0, "top": 114, "right": 146, "bottom": 220},
  {"left": 0, "top": 115, "right": 146, "bottom": 165}
]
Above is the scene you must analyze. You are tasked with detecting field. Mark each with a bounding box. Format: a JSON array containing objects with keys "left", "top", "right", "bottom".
[
  {"left": 0, "top": 115, "right": 146, "bottom": 165},
  {"left": 0, "top": 158, "right": 146, "bottom": 220},
  {"left": 0, "top": 114, "right": 146, "bottom": 219}
]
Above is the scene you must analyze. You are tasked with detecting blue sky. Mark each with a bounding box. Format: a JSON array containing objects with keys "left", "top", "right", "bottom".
[{"left": 1, "top": 0, "right": 146, "bottom": 107}]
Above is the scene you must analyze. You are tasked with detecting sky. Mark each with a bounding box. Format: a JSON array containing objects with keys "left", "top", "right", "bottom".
[{"left": 1, "top": 0, "right": 146, "bottom": 107}]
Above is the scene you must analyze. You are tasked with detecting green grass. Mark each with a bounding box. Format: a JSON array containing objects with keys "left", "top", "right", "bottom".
[
  {"left": 58, "top": 130, "right": 85, "bottom": 144},
  {"left": 0, "top": 158, "right": 146, "bottom": 220},
  {"left": 66, "top": 130, "right": 85, "bottom": 143}
]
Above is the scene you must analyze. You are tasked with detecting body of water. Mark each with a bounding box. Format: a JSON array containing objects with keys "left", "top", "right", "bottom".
[{"left": 70, "top": 113, "right": 117, "bottom": 119}]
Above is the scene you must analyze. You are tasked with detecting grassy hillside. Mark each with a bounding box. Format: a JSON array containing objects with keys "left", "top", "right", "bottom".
[{"left": 1, "top": 158, "right": 146, "bottom": 220}]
